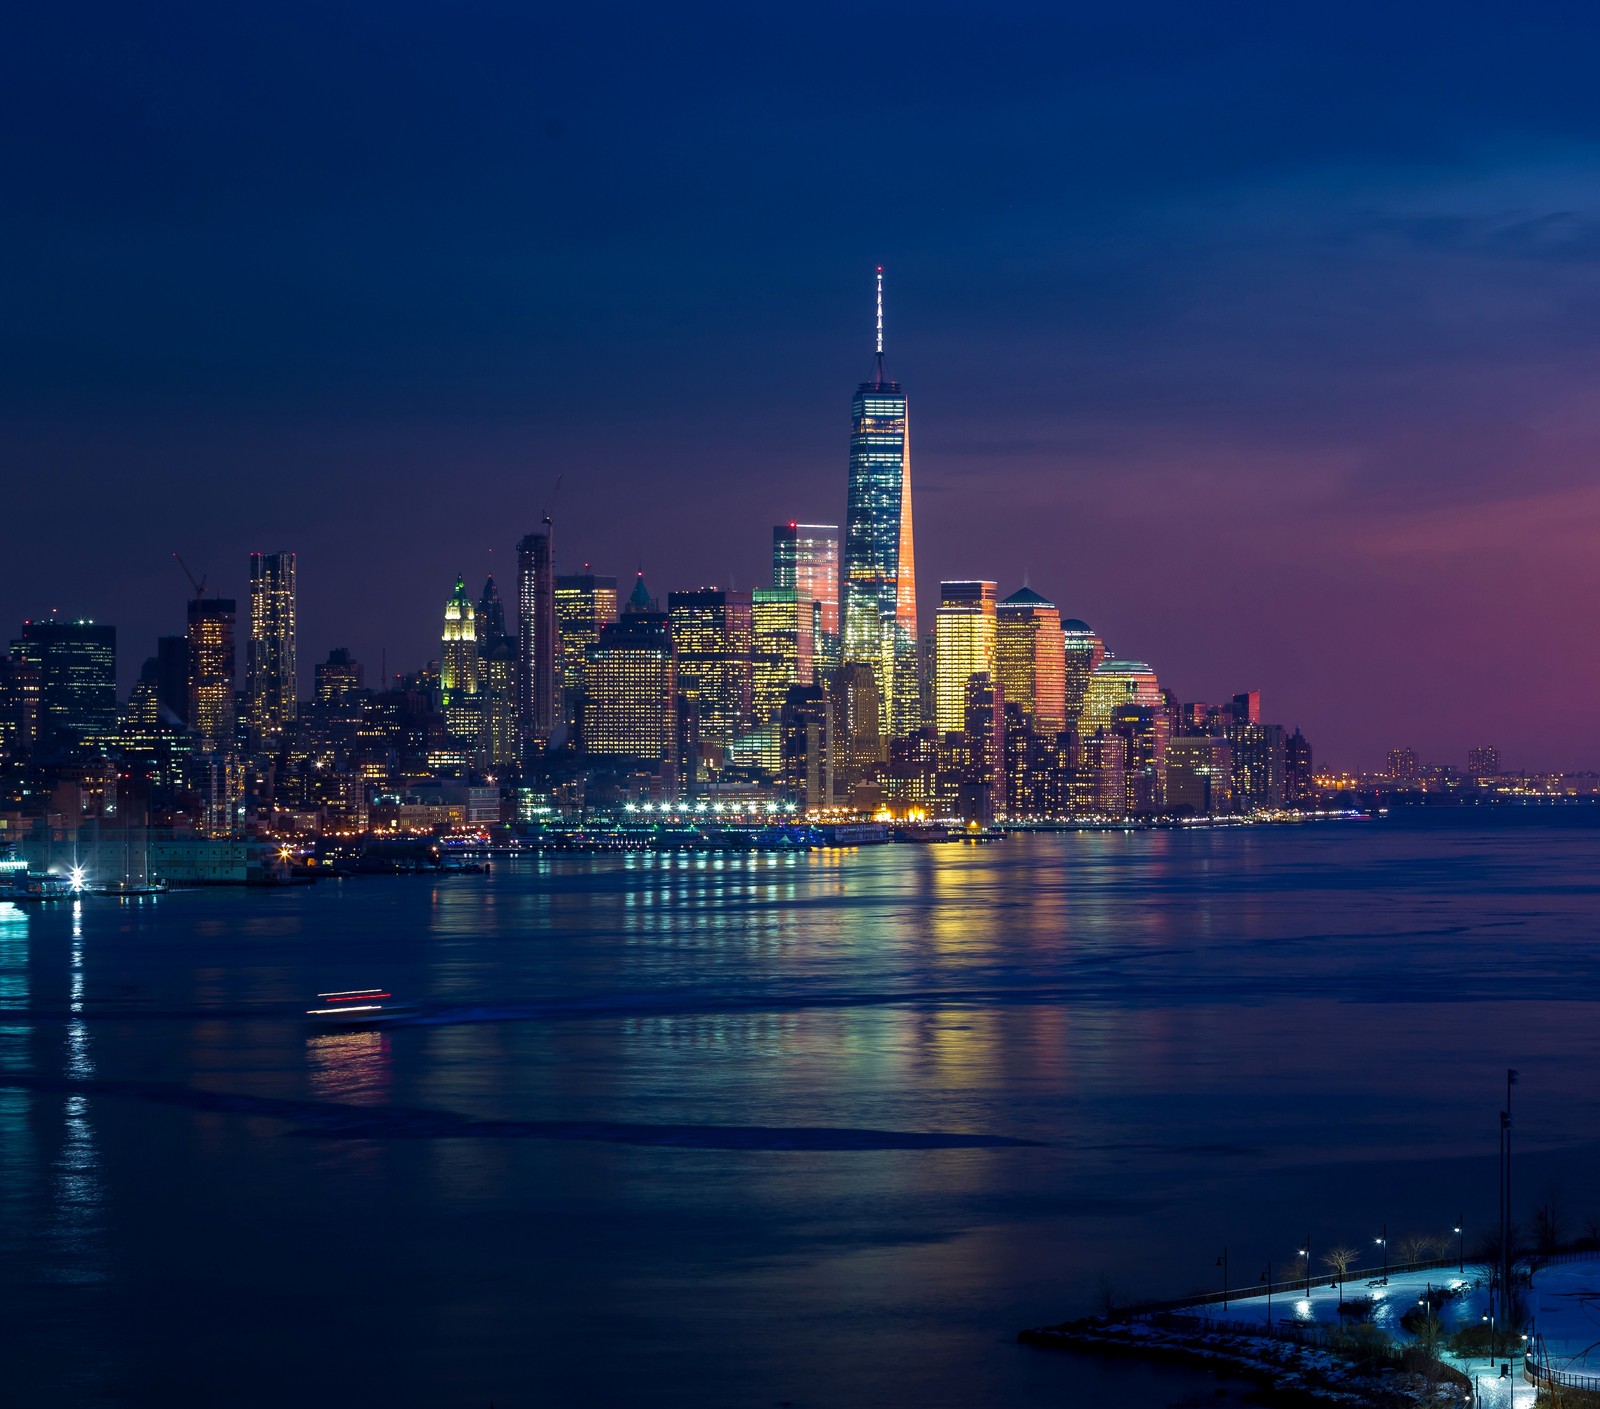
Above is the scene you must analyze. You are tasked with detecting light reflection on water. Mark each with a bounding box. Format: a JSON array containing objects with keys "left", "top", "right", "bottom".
[{"left": 1, "top": 820, "right": 1599, "bottom": 1406}]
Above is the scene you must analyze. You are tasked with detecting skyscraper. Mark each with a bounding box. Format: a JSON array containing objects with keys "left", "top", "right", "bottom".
[
  {"left": 841, "top": 269, "right": 917, "bottom": 737},
  {"left": 477, "top": 577, "right": 519, "bottom": 771},
  {"left": 186, "top": 598, "right": 236, "bottom": 746},
  {"left": 751, "top": 586, "right": 815, "bottom": 725},
  {"left": 933, "top": 580, "right": 997, "bottom": 736},
  {"left": 584, "top": 610, "right": 677, "bottom": 772},
  {"left": 773, "top": 523, "right": 839, "bottom": 672},
  {"left": 554, "top": 571, "right": 619, "bottom": 730},
  {"left": 667, "top": 589, "right": 753, "bottom": 749},
  {"left": 995, "top": 587, "right": 1066, "bottom": 738},
  {"left": 1079, "top": 659, "right": 1161, "bottom": 738},
  {"left": 246, "top": 550, "right": 297, "bottom": 746},
  {"left": 517, "top": 520, "right": 557, "bottom": 750},
  {"left": 13, "top": 619, "right": 116, "bottom": 754},
  {"left": 439, "top": 575, "right": 479, "bottom": 707},
  {"left": 1061, "top": 619, "right": 1106, "bottom": 729}
]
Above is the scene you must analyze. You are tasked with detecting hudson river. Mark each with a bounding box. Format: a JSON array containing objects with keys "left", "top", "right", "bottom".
[{"left": 3, "top": 814, "right": 1599, "bottom": 1406}]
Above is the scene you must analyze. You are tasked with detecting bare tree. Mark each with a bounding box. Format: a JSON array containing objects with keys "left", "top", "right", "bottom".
[
  {"left": 1398, "top": 1233, "right": 1433, "bottom": 1267},
  {"left": 1323, "top": 1246, "right": 1358, "bottom": 1303},
  {"left": 1534, "top": 1185, "right": 1568, "bottom": 1254}
]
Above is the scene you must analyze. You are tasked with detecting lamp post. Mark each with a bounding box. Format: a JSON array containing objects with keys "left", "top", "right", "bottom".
[
  {"left": 1299, "top": 1240, "right": 1311, "bottom": 1296},
  {"left": 1218, "top": 1248, "right": 1228, "bottom": 1312},
  {"left": 1482, "top": 1310, "right": 1495, "bottom": 1364},
  {"left": 1376, "top": 1224, "right": 1388, "bottom": 1285},
  {"left": 1455, "top": 1218, "right": 1464, "bottom": 1275}
]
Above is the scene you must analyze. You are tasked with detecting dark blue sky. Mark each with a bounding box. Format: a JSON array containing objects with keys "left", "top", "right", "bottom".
[{"left": 5, "top": 2, "right": 1600, "bottom": 767}]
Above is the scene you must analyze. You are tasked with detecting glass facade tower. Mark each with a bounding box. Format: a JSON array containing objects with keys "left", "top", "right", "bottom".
[
  {"left": 842, "top": 269, "right": 917, "bottom": 737},
  {"left": 246, "top": 550, "right": 297, "bottom": 745},
  {"left": 773, "top": 523, "right": 839, "bottom": 672}
]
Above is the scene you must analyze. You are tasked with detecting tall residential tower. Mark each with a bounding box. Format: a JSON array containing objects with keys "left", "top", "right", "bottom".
[
  {"left": 841, "top": 269, "right": 917, "bottom": 737},
  {"left": 246, "top": 550, "right": 297, "bottom": 745}
]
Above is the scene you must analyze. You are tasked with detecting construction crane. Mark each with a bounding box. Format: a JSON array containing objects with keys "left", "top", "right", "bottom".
[{"left": 172, "top": 552, "right": 207, "bottom": 603}]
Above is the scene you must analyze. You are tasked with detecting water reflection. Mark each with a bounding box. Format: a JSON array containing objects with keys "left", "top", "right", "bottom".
[{"left": 49, "top": 898, "right": 105, "bottom": 1286}]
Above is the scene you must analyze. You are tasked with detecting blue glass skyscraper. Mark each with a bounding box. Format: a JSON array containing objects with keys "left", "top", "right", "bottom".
[{"left": 841, "top": 269, "right": 918, "bottom": 735}]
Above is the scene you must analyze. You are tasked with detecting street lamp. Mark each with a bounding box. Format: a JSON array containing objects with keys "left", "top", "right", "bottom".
[
  {"left": 1299, "top": 1241, "right": 1311, "bottom": 1296},
  {"left": 1482, "top": 1310, "right": 1495, "bottom": 1364},
  {"left": 1455, "top": 1218, "right": 1464, "bottom": 1274},
  {"left": 1376, "top": 1224, "right": 1388, "bottom": 1284}
]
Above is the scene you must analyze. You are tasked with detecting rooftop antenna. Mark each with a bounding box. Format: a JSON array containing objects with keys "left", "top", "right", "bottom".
[
  {"left": 874, "top": 266, "right": 886, "bottom": 386},
  {"left": 542, "top": 472, "right": 564, "bottom": 527}
]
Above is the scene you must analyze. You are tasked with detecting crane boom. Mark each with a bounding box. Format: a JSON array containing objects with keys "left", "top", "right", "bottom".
[{"left": 172, "top": 552, "right": 207, "bottom": 602}]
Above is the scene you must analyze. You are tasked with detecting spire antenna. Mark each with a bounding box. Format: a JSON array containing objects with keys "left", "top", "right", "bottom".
[
  {"left": 873, "top": 266, "right": 888, "bottom": 385},
  {"left": 876, "top": 267, "right": 884, "bottom": 355}
]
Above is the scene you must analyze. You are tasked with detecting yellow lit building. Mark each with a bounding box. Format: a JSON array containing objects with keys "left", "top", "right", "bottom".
[
  {"left": 246, "top": 550, "right": 297, "bottom": 745},
  {"left": 584, "top": 612, "right": 677, "bottom": 768},
  {"left": 439, "top": 575, "right": 479, "bottom": 708},
  {"left": 933, "top": 580, "right": 996, "bottom": 736},
  {"left": 751, "top": 587, "right": 814, "bottom": 725},
  {"left": 995, "top": 587, "right": 1065, "bottom": 737},
  {"left": 554, "top": 572, "right": 619, "bottom": 723},
  {"left": 186, "top": 598, "right": 236, "bottom": 747},
  {"left": 1061, "top": 619, "right": 1106, "bottom": 729},
  {"left": 1079, "top": 659, "right": 1161, "bottom": 737}
]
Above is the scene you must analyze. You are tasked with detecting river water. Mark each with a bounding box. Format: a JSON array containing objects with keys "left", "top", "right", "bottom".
[{"left": 2, "top": 813, "right": 1598, "bottom": 1406}]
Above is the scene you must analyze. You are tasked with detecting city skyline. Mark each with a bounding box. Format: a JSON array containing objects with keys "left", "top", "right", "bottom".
[{"left": 7, "top": 8, "right": 1600, "bottom": 768}]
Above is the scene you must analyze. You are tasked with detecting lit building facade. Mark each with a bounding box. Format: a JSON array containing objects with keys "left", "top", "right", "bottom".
[
  {"left": 476, "top": 576, "right": 519, "bottom": 771},
  {"left": 667, "top": 589, "right": 752, "bottom": 749},
  {"left": 13, "top": 619, "right": 116, "bottom": 755},
  {"left": 933, "top": 580, "right": 997, "bottom": 736},
  {"left": 995, "top": 587, "right": 1066, "bottom": 737},
  {"left": 584, "top": 612, "right": 677, "bottom": 771},
  {"left": 960, "top": 672, "right": 1005, "bottom": 824},
  {"left": 773, "top": 523, "right": 840, "bottom": 672},
  {"left": 186, "top": 599, "right": 236, "bottom": 747},
  {"left": 315, "top": 648, "right": 364, "bottom": 709},
  {"left": 1061, "top": 619, "right": 1106, "bottom": 728},
  {"left": 1079, "top": 659, "right": 1160, "bottom": 738},
  {"left": 841, "top": 269, "right": 917, "bottom": 737},
  {"left": 246, "top": 550, "right": 297, "bottom": 746},
  {"left": 554, "top": 572, "right": 619, "bottom": 727},
  {"left": 517, "top": 520, "right": 557, "bottom": 749},
  {"left": 439, "top": 575, "right": 479, "bottom": 707},
  {"left": 751, "top": 587, "right": 815, "bottom": 725}
]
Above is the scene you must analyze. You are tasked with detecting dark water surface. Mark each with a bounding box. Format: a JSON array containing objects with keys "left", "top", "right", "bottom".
[{"left": 3, "top": 815, "right": 1599, "bottom": 1406}]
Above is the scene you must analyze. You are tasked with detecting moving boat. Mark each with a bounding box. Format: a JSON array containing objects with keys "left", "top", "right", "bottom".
[{"left": 305, "top": 988, "right": 416, "bottom": 1027}]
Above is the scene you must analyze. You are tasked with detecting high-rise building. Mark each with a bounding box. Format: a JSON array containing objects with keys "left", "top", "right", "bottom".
[
  {"left": 584, "top": 611, "right": 677, "bottom": 771},
  {"left": 667, "top": 589, "right": 753, "bottom": 749},
  {"left": 0, "top": 649, "right": 41, "bottom": 759},
  {"left": 960, "top": 672, "right": 1005, "bottom": 824},
  {"left": 1079, "top": 659, "right": 1160, "bottom": 738},
  {"left": 829, "top": 660, "right": 884, "bottom": 794},
  {"left": 773, "top": 523, "right": 840, "bottom": 672},
  {"left": 476, "top": 576, "right": 519, "bottom": 772},
  {"left": 841, "top": 269, "right": 917, "bottom": 737},
  {"left": 517, "top": 520, "right": 557, "bottom": 749},
  {"left": 1081, "top": 730, "right": 1128, "bottom": 819},
  {"left": 1285, "top": 727, "right": 1314, "bottom": 805},
  {"left": 1467, "top": 744, "right": 1500, "bottom": 778},
  {"left": 246, "top": 550, "right": 297, "bottom": 746},
  {"left": 186, "top": 598, "right": 236, "bottom": 746},
  {"left": 1165, "top": 735, "right": 1233, "bottom": 815},
  {"left": 933, "top": 580, "right": 997, "bottom": 736},
  {"left": 554, "top": 572, "right": 619, "bottom": 728},
  {"left": 1230, "top": 723, "right": 1287, "bottom": 810},
  {"left": 1231, "top": 690, "right": 1261, "bottom": 726},
  {"left": 156, "top": 635, "right": 189, "bottom": 726},
  {"left": 780, "top": 683, "right": 832, "bottom": 809},
  {"left": 439, "top": 575, "right": 480, "bottom": 708},
  {"left": 12, "top": 621, "right": 115, "bottom": 755},
  {"left": 1386, "top": 746, "right": 1420, "bottom": 781},
  {"left": 751, "top": 587, "right": 815, "bottom": 725},
  {"left": 315, "top": 648, "right": 365, "bottom": 709},
  {"left": 995, "top": 587, "right": 1066, "bottom": 737},
  {"left": 1061, "top": 619, "right": 1106, "bottom": 728},
  {"left": 1111, "top": 702, "right": 1167, "bottom": 815}
]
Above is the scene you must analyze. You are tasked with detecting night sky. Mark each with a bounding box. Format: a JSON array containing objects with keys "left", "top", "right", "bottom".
[{"left": 5, "top": 3, "right": 1600, "bottom": 769}]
